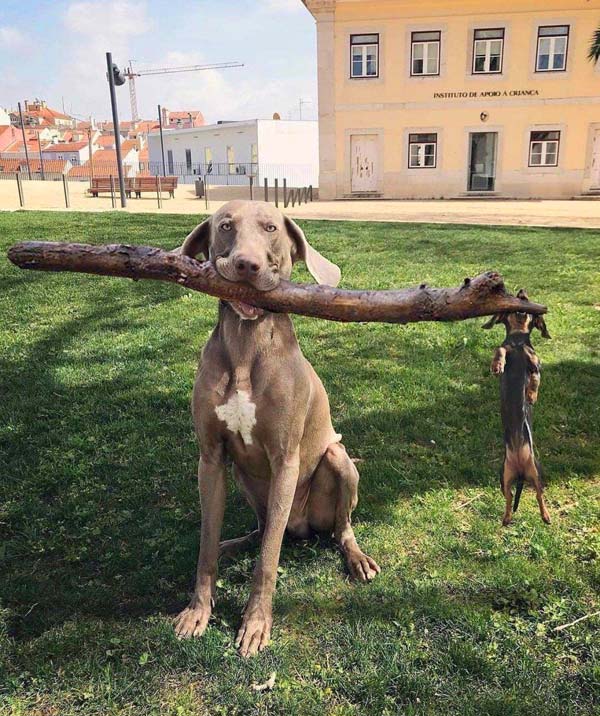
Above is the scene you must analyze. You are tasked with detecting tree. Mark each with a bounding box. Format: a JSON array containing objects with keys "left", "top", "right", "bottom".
[{"left": 588, "top": 27, "right": 600, "bottom": 63}]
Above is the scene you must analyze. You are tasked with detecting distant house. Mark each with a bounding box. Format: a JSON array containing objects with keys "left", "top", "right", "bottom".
[
  {"left": 41, "top": 140, "right": 90, "bottom": 166},
  {"left": 147, "top": 119, "right": 319, "bottom": 186},
  {"left": 0, "top": 157, "right": 72, "bottom": 177},
  {"left": 161, "top": 108, "right": 204, "bottom": 129},
  {"left": 11, "top": 100, "right": 75, "bottom": 129},
  {"left": 67, "top": 145, "right": 140, "bottom": 179}
]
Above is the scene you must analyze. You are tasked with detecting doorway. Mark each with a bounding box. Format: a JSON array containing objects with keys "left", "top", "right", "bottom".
[
  {"left": 590, "top": 129, "right": 600, "bottom": 188},
  {"left": 351, "top": 134, "right": 378, "bottom": 193},
  {"left": 468, "top": 132, "right": 497, "bottom": 191}
]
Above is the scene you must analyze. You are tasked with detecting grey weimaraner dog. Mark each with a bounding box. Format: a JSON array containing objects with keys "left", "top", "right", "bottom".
[{"left": 173, "top": 200, "right": 380, "bottom": 657}]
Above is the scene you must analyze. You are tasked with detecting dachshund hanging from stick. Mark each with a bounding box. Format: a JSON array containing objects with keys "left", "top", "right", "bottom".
[{"left": 483, "top": 289, "right": 551, "bottom": 525}]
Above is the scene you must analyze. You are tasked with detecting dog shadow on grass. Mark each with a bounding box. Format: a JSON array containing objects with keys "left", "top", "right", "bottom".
[{"left": 1, "top": 282, "right": 598, "bottom": 644}]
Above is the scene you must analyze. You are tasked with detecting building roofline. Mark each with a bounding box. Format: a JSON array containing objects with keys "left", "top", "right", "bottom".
[{"left": 147, "top": 118, "right": 317, "bottom": 136}]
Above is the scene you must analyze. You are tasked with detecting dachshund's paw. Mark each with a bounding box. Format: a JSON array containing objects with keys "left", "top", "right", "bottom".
[
  {"left": 491, "top": 360, "right": 505, "bottom": 374},
  {"left": 526, "top": 389, "right": 538, "bottom": 404},
  {"left": 346, "top": 550, "right": 381, "bottom": 583},
  {"left": 236, "top": 601, "right": 272, "bottom": 658},
  {"left": 173, "top": 602, "right": 212, "bottom": 639},
  {"left": 502, "top": 515, "right": 513, "bottom": 526}
]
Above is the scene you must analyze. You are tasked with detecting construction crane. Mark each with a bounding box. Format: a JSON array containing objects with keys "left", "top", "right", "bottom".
[{"left": 124, "top": 60, "right": 244, "bottom": 123}]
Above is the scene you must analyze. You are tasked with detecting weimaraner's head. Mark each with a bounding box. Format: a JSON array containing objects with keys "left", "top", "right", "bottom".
[{"left": 180, "top": 200, "right": 341, "bottom": 320}]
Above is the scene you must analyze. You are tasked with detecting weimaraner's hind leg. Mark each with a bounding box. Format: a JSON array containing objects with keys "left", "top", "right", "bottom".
[{"left": 308, "top": 442, "right": 380, "bottom": 582}]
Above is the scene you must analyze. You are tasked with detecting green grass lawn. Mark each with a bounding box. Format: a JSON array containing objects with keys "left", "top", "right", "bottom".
[{"left": 1, "top": 211, "right": 599, "bottom": 716}]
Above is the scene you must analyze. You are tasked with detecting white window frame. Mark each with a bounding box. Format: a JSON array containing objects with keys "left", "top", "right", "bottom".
[
  {"left": 227, "top": 145, "right": 236, "bottom": 174},
  {"left": 472, "top": 29, "right": 504, "bottom": 74},
  {"left": 411, "top": 31, "right": 440, "bottom": 76},
  {"left": 408, "top": 133, "right": 437, "bottom": 168},
  {"left": 536, "top": 26, "right": 569, "bottom": 72},
  {"left": 350, "top": 34, "right": 379, "bottom": 78},
  {"left": 185, "top": 148, "right": 192, "bottom": 171},
  {"left": 529, "top": 131, "right": 560, "bottom": 167}
]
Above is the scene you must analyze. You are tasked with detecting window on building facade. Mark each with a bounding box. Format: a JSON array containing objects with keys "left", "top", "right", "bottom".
[
  {"left": 185, "top": 149, "right": 192, "bottom": 171},
  {"left": 529, "top": 130, "right": 560, "bottom": 166},
  {"left": 350, "top": 34, "right": 379, "bottom": 78},
  {"left": 167, "top": 149, "right": 174, "bottom": 174},
  {"left": 251, "top": 143, "right": 258, "bottom": 165},
  {"left": 473, "top": 28, "right": 504, "bottom": 73},
  {"left": 408, "top": 133, "right": 437, "bottom": 168},
  {"left": 227, "top": 145, "right": 236, "bottom": 174},
  {"left": 536, "top": 26, "right": 569, "bottom": 71},
  {"left": 411, "top": 31, "right": 440, "bottom": 76},
  {"left": 204, "top": 147, "right": 213, "bottom": 173}
]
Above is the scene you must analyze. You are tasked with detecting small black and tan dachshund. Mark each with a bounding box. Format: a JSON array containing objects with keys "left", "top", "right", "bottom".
[{"left": 483, "top": 289, "right": 551, "bottom": 526}]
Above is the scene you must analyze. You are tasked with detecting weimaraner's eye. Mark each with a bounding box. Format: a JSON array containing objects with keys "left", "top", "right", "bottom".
[
  {"left": 220, "top": 221, "right": 232, "bottom": 232},
  {"left": 265, "top": 224, "right": 277, "bottom": 233}
]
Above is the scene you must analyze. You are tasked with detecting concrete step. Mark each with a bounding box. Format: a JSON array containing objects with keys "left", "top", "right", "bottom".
[
  {"left": 340, "top": 193, "right": 383, "bottom": 200},
  {"left": 572, "top": 193, "right": 600, "bottom": 200}
]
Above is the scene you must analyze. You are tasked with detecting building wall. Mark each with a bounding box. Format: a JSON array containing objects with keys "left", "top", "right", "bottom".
[
  {"left": 306, "top": 0, "right": 600, "bottom": 199},
  {"left": 257, "top": 120, "right": 319, "bottom": 185},
  {"left": 147, "top": 120, "right": 319, "bottom": 186},
  {"left": 148, "top": 122, "right": 259, "bottom": 173}
]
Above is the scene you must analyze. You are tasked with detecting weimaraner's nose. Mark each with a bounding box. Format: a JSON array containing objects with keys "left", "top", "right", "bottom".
[{"left": 234, "top": 255, "right": 261, "bottom": 279}]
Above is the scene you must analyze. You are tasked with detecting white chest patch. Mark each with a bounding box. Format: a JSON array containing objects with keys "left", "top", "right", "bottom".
[{"left": 215, "top": 390, "right": 257, "bottom": 446}]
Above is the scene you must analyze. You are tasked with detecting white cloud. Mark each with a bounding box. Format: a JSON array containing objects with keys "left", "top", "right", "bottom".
[
  {"left": 261, "top": 0, "right": 305, "bottom": 14},
  {"left": 64, "top": 1, "right": 151, "bottom": 35},
  {"left": 54, "top": 1, "right": 153, "bottom": 118},
  {"left": 134, "top": 50, "right": 316, "bottom": 124},
  {"left": 0, "top": 26, "right": 26, "bottom": 49}
]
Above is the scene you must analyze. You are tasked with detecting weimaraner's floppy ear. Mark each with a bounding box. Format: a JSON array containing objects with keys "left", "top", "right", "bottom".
[
  {"left": 482, "top": 313, "right": 506, "bottom": 329},
  {"left": 179, "top": 217, "right": 212, "bottom": 260},
  {"left": 284, "top": 216, "right": 341, "bottom": 287}
]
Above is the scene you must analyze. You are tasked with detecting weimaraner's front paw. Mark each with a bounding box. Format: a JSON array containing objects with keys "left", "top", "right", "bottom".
[
  {"left": 235, "top": 601, "right": 272, "bottom": 658},
  {"left": 173, "top": 601, "right": 212, "bottom": 639},
  {"left": 346, "top": 550, "right": 381, "bottom": 583}
]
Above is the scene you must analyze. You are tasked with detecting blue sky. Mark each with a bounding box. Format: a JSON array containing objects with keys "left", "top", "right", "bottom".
[{"left": 0, "top": 0, "right": 318, "bottom": 124}]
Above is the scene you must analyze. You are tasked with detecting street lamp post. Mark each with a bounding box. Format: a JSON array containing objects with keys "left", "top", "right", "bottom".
[
  {"left": 157, "top": 104, "right": 166, "bottom": 177},
  {"left": 18, "top": 102, "right": 32, "bottom": 180},
  {"left": 105, "top": 51, "right": 127, "bottom": 208}
]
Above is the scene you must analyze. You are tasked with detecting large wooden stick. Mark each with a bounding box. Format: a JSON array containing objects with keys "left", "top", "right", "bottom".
[{"left": 7, "top": 241, "right": 547, "bottom": 323}]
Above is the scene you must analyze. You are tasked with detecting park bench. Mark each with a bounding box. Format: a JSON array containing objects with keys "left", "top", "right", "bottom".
[
  {"left": 131, "top": 176, "right": 178, "bottom": 198},
  {"left": 87, "top": 177, "right": 134, "bottom": 198}
]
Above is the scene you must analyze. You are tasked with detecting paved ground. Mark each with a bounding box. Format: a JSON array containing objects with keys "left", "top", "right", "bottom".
[{"left": 2, "top": 179, "right": 600, "bottom": 227}]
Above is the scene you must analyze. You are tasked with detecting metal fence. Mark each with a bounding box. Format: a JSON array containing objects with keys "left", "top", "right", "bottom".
[
  {"left": 147, "top": 161, "right": 318, "bottom": 188},
  {"left": 0, "top": 160, "right": 318, "bottom": 188}
]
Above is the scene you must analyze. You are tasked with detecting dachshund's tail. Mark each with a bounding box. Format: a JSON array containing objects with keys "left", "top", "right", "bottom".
[{"left": 513, "top": 475, "right": 525, "bottom": 513}]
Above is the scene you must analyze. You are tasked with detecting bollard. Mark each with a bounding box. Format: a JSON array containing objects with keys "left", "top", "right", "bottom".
[
  {"left": 309, "top": 184, "right": 313, "bottom": 202},
  {"left": 204, "top": 174, "right": 209, "bottom": 211},
  {"left": 156, "top": 175, "right": 163, "bottom": 209},
  {"left": 274, "top": 178, "right": 279, "bottom": 208},
  {"left": 62, "top": 175, "right": 70, "bottom": 208},
  {"left": 249, "top": 175, "right": 254, "bottom": 201},
  {"left": 283, "top": 178, "right": 288, "bottom": 208},
  {"left": 15, "top": 172, "right": 24, "bottom": 207},
  {"left": 264, "top": 177, "right": 269, "bottom": 202},
  {"left": 110, "top": 175, "right": 116, "bottom": 209}
]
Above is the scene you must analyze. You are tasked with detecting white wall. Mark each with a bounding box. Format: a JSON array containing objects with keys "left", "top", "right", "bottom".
[
  {"left": 148, "top": 122, "right": 259, "bottom": 176},
  {"left": 257, "top": 120, "right": 319, "bottom": 186},
  {"left": 147, "top": 120, "right": 319, "bottom": 186}
]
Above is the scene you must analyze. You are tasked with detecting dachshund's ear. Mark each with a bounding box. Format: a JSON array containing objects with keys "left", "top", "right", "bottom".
[
  {"left": 516, "top": 288, "right": 529, "bottom": 301},
  {"left": 532, "top": 315, "right": 551, "bottom": 339},
  {"left": 482, "top": 313, "right": 505, "bottom": 329}
]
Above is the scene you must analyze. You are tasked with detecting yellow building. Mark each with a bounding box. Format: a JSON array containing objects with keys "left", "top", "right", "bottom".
[{"left": 302, "top": 0, "right": 600, "bottom": 199}]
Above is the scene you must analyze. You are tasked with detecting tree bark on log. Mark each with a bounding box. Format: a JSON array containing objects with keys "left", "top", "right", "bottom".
[{"left": 7, "top": 241, "right": 547, "bottom": 324}]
